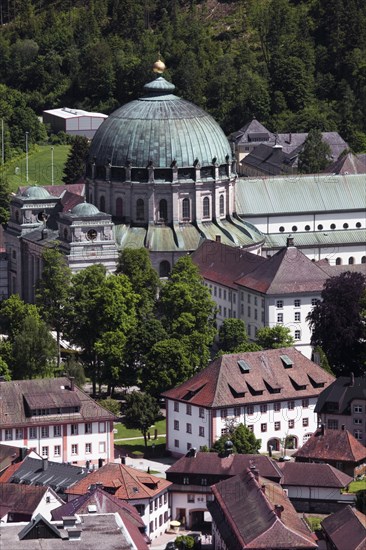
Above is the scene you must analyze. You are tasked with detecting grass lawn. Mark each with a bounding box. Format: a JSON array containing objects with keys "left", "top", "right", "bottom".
[
  {"left": 115, "top": 438, "right": 166, "bottom": 459},
  {"left": 114, "top": 418, "right": 166, "bottom": 440},
  {"left": 5, "top": 144, "right": 70, "bottom": 192},
  {"left": 347, "top": 479, "right": 366, "bottom": 493},
  {"left": 304, "top": 516, "right": 323, "bottom": 532}
]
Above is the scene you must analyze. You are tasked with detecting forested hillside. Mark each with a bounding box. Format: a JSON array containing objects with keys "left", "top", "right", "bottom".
[{"left": 1, "top": 0, "right": 366, "bottom": 156}]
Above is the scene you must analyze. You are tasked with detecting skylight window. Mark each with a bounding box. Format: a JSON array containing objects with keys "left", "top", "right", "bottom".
[
  {"left": 238, "top": 360, "right": 251, "bottom": 373},
  {"left": 280, "top": 355, "right": 293, "bottom": 368}
]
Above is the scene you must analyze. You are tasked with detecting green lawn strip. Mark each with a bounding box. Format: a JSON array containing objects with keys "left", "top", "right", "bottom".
[
  {"left": 114, "top": 418, "right": 166, "bottom": 440},
  {"left": 346, "top": 479, "right": 366, "bottom": 493},
  {"left": 5, "top": 144, "right": 70, "bottom": 191},
  {"left": 304, "top": 516, "right": 323, "bottom": 532},
  {"left": 115, "top": 438, "right": 166, "bottom": 459}
]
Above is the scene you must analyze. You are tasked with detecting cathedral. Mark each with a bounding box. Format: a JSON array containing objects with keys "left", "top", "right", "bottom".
[{"left": 3, "top": 61, "right": 365, "bottom": 302}]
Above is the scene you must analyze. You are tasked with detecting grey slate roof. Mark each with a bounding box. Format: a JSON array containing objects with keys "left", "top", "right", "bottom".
[
  {"left": 278, "top": 462, "right": 352, "bottom": 488},
  {"left": 315, "top": 376, "right": 366, "bottom": 415},
  {"left": 235, "top": 173, "right": 366, "bottom": 215}
]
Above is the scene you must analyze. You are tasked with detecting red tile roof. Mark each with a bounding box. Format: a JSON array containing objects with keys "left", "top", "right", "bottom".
[
  {"left": 293, "top": 428, "right": 366, "bottom": 463},
  {"left": 163, "top": 347, "right": 334, "bottom": 407},
  {"left": 321, "top": 505, "right": 366, "bottom": 550},
  {"left": 65, "top": 462, "right": 171, "bottom": 500},
  {"left": 278, "top": 462, "right": 353, "bottom": 488},
  {"left": 0, "top": 483, "right": 49, "bottom": 517},
  {"left": 191, "top": 239, "right": 266, "bottom": 289},
  {"left": 235, "top": 245, "right": 328, "bottom": 294},
  {"left": 0, "top": 378, "right": 115, "bottom": 428},
  {"left": 208, "top": 468, "right": 317, "bottom": 549},
  {"left": 167, "top": 452, "right": 282, "bottom": 482}
]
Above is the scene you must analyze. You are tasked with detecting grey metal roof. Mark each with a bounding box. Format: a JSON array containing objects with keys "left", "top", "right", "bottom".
[
  {"left": 89, "top": 77, "right": 232, "bottom": 169},
  {"left": 263, "top": 229, "right": 366, "bottom": 249},
  {"left": 236, "top": 174, "right": 366, "bottom": 215}
]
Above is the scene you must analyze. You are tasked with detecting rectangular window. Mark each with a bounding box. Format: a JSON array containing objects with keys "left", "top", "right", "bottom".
[
  {"left": 247, "top": 324, "right": 251, "bottom": 336},
  {"left": 303, "top": 418, "right": 309, "bottom": 427},
  {"left": 223, "top": 290, "right": 227, "bottom": 300},
  {"left": 261, "top": 423, "right": 267, "bottom": 432},
  {"left": 71, "top": 424, "right": 78, "bottom": 435},
  {"left": 219, "top": 288, "right": 222, "bottom": 299},
  {"left": 199, "top": 408, "right": 205, "bottom": 418},
  {"left": 54, "top": 445, "right": 61, "bottom": 457},
  {"left": 53, "top": 425, "right": 61, "bottom": 437},
  {"left": 159, "top": 514, "right": 163, "bottom": 527},
  {"left": 241, "top": 303, "right": 244, "bottom": 314},
  {"left": 294, "top": 312, "right": 301, "bottom": 322},
  {"left": 294, "top": 299, "right": 301, "bottom": 307},
  {"left": 221, "top": 408, "right": 228, "bottom": 418},
  {"left": 187, "top": 442, "right": 192, "bottom": 451},
  {"left": 234, "top": 407, "right": 241, "bottom": 417},
  {"left": 149, "top": 521, "right": 153, "bottom": 533},
  {"left": 254, "top": 309, "right": 258, "bottom": 320},
  {"left": 41, "top": 426, "right": 49, "bottom": 438},
  {"left": 164, "top": 493, "right": 167, "bottom": 504},
  {"left": 99, "top": 441, "right": 106, "bottom": 453},
  {"left": 277, "top": 313, "right": 283, "bottom": 323},
  {"left": 248, "top": 306, "right": 251, "bottom": 317},
  {"left": 223, "top": 307, "right": 227, "bottom": 317},
  {"left": 218, "top": 305, "right": 222, "bottom": 315},
  {"left": 174, "top": 439, "right": 179, "bottom": 448},
  {"left": 254, "top": 296, "right": 258, "bottom": 306},
  {"left": 15, "top": 428, "right": 23, "bottom": 439},
  {"left": 99, "top": 422, "right": 106, "bottom": 433},
  {"left": 260, "top": 404, "right": 267, "bottom": 413},
  {"left": 302, "top": 398, "right": 309, "bottom": 408},
  {"left": 5, "top": 429, "right": 12, "bottom": 441},
  {"left": 288, "top": 419, "right": 295, "bottom": 429},
  {"left": 174, "top": 401, "right": 179, "bottom": 412},
  {"left": 311, "top": 298, "right": 319, "bottom": 306},
  {"left": 85, "top": 423, "right": 92, "bottom": 434},
  {"left": 275, "top": 421, "right": 281, "bottom": 431},
  {"left": 174, "top": 420, "right": 179, "bottom": 431},
  {"left": 327, "top": 419, "right": 339, "bottom": 430},
  {"left": 186, "top": 404, "right": 192, "bottom": 415},
  {"left": 354, "top": 430, "right": 363, "bottom": 441},
  {"left": 294, "top": 330, "right": 301, "bottom": 340},
  {"left": 276, "top": 300, "right": 283, "bottom": 308},
  {"left": 248, "top": 294, "right": 251, "bottom": 303},
  {"left": 186, "top": 423, "right": 192, "bottom": 434},
  {"left": 274, "top": 402, "right": 281, "bottom": 412},
  {"left": 214, "top": 286, "right": 217, "bottom": 297},
  {"left": 354, "top": 405, "right": 363, "bottom": 414},
  {"left": 247, "top": 405, "right": 254, "bottom": 415},
  {"left": 187, "top": 495, "right": 195, "bottom": 503},
  {"left": 199, "top": 426, "right": 205, "bottom": 437},
  {"left": 71, "top": 444, "right": 78, "bottom": 455},
  {"left": 41, "top": 446, "right": 48, "bottom": 457},
  {"left": 29, "top": 427, "right": 37, "bottom": 439},
  {"left": 354, "top": 418, "right": 363, "bottom": 425},
  {"left": 288, "top": 401, "right": 295, "bottom": 410},
  {"left": 85, "top": 443, "right": 92, "bottom": 453}
]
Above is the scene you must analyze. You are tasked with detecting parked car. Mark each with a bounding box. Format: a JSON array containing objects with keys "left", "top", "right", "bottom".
[{"left": 165, "top": 542, "right": 177, "bottom": 550}]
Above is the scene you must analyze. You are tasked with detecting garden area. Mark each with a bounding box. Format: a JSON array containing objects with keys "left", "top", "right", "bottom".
[{"left": 114, "top": 418, "right": 167, "bottom": 459}]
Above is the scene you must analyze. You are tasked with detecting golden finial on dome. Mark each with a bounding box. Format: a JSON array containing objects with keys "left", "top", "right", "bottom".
[{"left": 153, "top": 56, "right": 166, "bottom": 74}]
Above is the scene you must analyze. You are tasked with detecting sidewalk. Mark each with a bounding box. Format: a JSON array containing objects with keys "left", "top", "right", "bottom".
[
  {"left": 114, "top": 453, "right": 175, "bottom": 477},
  {"left": 150, "top": 529, "right": 213, "bottom": 550}
]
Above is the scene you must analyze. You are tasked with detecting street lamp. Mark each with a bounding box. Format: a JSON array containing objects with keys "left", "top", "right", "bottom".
[
  {"left": 25, "top": 131, "right": 29, "bottom": 183},
  {"left": 51, "top": 146, "right": 54, "bottom": 185}
]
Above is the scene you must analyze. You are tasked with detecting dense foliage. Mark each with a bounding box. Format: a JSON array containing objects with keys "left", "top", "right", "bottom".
[
  {"left": 1, "top": 0, "right": 366, "bottom": 160},
  {"left": 212, "top": 423, "right": 261, "bottom": 454}
]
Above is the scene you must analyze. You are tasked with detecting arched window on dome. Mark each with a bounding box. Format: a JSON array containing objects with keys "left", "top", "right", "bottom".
[
  {"left": 335, "top": 257, "right": 342, "bottom": 265},
  {"left": 182, "top": 198, "right": 190, "bottom": 220},
  {"left": 362, "top": 256, "right": 366, "bottom": 264},
  {"left": 100, "top": 195, "right": 106, "bottom": 212},
  {"left": 348, "top": 257, "right": 354, "bottom": 265},
  {"left": 159, "top": 199, "right": 168, "bottom": 222},
  {"left": 159, "top": 260, "right": 170, "bottom": 278},
  {"left": 136, "top": 199, "right": 145, "bottom": 221},
  {"left": 219, "top": 194, "right": 225, "bottom": 217},
  {"left": 203, "top": 196, "right": 210, "bottom": 219},
  {"left": 116, "top": 197, "right": 123, "bottom": 218}
]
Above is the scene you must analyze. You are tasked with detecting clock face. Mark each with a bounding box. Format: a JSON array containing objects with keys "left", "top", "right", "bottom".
[{"left": 87, "top": 229, "right": 97, "bottom": 241}]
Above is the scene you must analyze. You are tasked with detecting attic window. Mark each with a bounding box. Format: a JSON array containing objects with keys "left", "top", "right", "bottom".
[
  {"left": 263, "top": 380, "right": 281, "bottom": 394},
  {"left": 182, "top": 384, "right": 205, "bottom": 401},
  {"left": 246, "top": 383, "right": 263, "bottom": 396},
  {"left": 280, "top": 355, "right": 293, "bottom": 368},
  {"left": 228, "top": 384, "right": 245, "bottom": 398},
  {"left": 87, "top": 505, "right": 97, "bottom": 513},
  {"left": 238, "top": 360, "right": 250, "bottom": 373},
  {"left": 133, "top": 487, "right": 139, "bottom": 493},
  {"left": 289, "top": 377, "right": 307, "bottom": 391},
  {"left": 308, "top": 375, "right": 325, "bottom": 388}
]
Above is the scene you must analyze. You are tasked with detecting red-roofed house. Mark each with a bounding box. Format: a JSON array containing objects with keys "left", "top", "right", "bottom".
[
  {"left": 162, "top": 348, "right": 334, "bottom": 455},
  {"left": 0, "top": 483, "right": 64, "bottom": 522},
  {"left": 64, "top": 462, "right": 172, "bottom": 540},
  {"left": 321, "top": 505, "right": 366, "bottom": 550},
  {"left": 208, "top": 468, "right": 317, "bottom": 549}
]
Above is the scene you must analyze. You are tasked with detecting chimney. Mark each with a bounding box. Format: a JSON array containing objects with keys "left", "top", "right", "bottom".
[
  {"left": 42, "top": 457, "right": 49, "bottom": 471},
  {"left": 341, "top": 424, "right": 345, "bottom": 431},
  {"left": 286, "top": 236, "right": 294, "bottom": 247},
  {"left": 69, "top": 376, "right": 75, "bottom": 391},
  {"left": 261, "top": 484, "right": 266, "bottom": 494},
  {"left": 350, "top": 372, "right": 355, "bottom": 387},
  {"left": 250, "top": 465, "right": 259, "bottom": 481},
  {"left": 215, "top": 235, "right": 221, "bottom": 243},
  {"left": 274, "top": 504, "right": 284, "bottom": 519}
]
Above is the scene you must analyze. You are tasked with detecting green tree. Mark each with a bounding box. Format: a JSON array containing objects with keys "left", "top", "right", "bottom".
[
  {"left": 0, "top": 173, "right": 10, "bottom": 225},
  {"left": 0, "top": 356, "right": 11, "bottom": 381},
  {"left": 116, "top": 248, "right": 159, "bottom": 315},
  {"left": 35, "top": 245, "right": 72, "bottom": 367},
  {"left": 256, "top": 325, "right": 294, "bottom": 349},
  {"left": 355, "top": 490, "right": 366, "bottom": 514},
  {"left": 0, "top": 294, "right": 39, "bottom": 341},
  {"left": 298, "top": 128, "right": 332, "bottom": 174},
  {"left": 175, "top": 535, "right": 195, "bottom": 550},
  {"left": 12, "top": 314, "right": 57, "bottom": 379},
  {"left": 123, "top": 390, "right": 161, "bottom": 449},
  {"left": 98, "top": 397, "right": 121, "bottom": 417},
  {"left": 218, "top": 319, "right": 249, "bottom": 352},
  {"left": 62, "top": 135, "right": 89, "bottom": 184},
  {"left": 61, "top": 357, "right": 86, "bottom": 387},
  {"left": 307, "top": 271, "right": 366, "bottom": 376},
  {"left": 212, "top": 423, "right": 261, "bottom": 455}
]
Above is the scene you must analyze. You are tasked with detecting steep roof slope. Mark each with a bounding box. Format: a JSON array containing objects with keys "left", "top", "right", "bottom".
[
  {"left": 293, "top": 428, "right": 366, "bottom": 463},
  {"left": 278, "top": 462, "right": 352, "bottom": 488},
  {"left": 321, "top": 506, "right": 366, "bottom": 550}
]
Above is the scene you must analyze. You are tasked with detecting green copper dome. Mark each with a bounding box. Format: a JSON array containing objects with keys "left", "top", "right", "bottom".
[
  {"left": 70, "top": 202, "right": 100, "bottom": 217},
  {"left": 89, "top": 77, "right": 232, "bottom": 169},
  {"left": 22, "top": 186, "right": 51, "bottom": 199}
]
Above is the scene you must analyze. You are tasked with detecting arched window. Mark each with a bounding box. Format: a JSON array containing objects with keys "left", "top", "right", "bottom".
[
  {"left": 362, "top": 256, "right": 366, "bottom": 264},
  {"left": 348, "top": 257, "right": 354, "bottom": 265},
  {"left": 279, "top": 226, "right": 285, "bottom": 232},
  {"left": 292, "top": 225, "right": 298, "bottom": 232},
  {"left": 100, "top": 195, "right": 105, "bottom": 212},
  {"left": 335, "top": 257, "right": 342, "bottom": 265},
  {"left": 182, "top": 198, "right": 190, "bottom": 220},
  {"left": 343, "top": 223, "right": 349, "bottom": 229},
  {"left": 159, "top": 260, "right": 171, "bottom": 278},
  {"left": 116, "top": 197, "right": 123, "bottom": 218},
  {"left": 317, "top": 224, "right": 323, "bottom": 230},
  {"left": 305, "top": 225, "right": 310, "bottom": 231},
  {"left": 136, "top": 199, "right": 145, "bottom": 221},
  {"left": 203, "top": 197, "right": 210, "bottom": 218},
  {"left": 159, "top": 199, "right": 168, "bottom": 221},
  {"left": 219, "top": 194, "right": 225, "bottom": 216}
]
